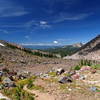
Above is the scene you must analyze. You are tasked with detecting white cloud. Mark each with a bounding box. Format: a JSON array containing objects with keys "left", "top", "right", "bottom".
[
  {"left": 0, "top": 0, "right": 29, "bottom": 17},
  {"left": 40, "top": 21, "right": 47, "bottom": 25},
  {"left": 21, "top": 39, "right": 71, "bottom": 46},
  {"left": 21, "top": 43, "right": 59, "bottom": 46},
  {"left": 25, "top": 20, "right": 51, "bottom": 31},
  {"left": 0, "top": 11, "right": 28, "bottom": 17},
  {"left": 0, "top": 29, "right": 9, "bottom": 34},
  {"left": 53, "top": 41, "right": 58, "bottom": 44},
  {"left": 25, "top": 35, "right": 30, "bottom": 39},
  {"left": 21, "top": 41, "right": 60, "bottom": 46},
  {"left": 52, "top": 12, "right": 93, "bottom": 23},
  {"left": 39, "top": 21, "right": 51, "bottom": 29}
]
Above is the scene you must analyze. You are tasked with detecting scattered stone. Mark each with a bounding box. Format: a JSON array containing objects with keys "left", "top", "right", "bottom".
[
  {"left": 0, "top": 71, "right": 3, "bottom": 76},
  {"left": 68, "top": 70, "right": 76, "bottom": 76},
  {"left": 59, "top": 76, "right": 73, "bottom": 84},
  {"left": 56, "top": 68, "right": 65, "bottom": 75},
  {"left": 68, "top": 88, "right": 72, "bottom": 91},
  {"left": 91, "top": 69, "right": 96, "bottom": 74},
  {"left": 79, "top": 75, "right": 86, "bottom": 80},
  {"left": 72, "top": 73, "right": 80, "bottom": 80},
  {"left": 80, "top": 66, "right": 91, "bottom": 72},
  {"left": 2, "top": 77, "right": 15, "bottom": 87},
  {"left": 0, "top": 93, "right": 11, "bottom": 100},
  {"left": 40, "top": 74, "right": 50, "bottom": 78},
  {"left": 90, "top": 86, "right": 97, "bottom": 92}
]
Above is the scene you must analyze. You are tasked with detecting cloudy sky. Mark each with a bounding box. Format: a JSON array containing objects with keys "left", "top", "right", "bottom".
[{"left": 0, "top": 0, "right": 100, "bottom": 45}]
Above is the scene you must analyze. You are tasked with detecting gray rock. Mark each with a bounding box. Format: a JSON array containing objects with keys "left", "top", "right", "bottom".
[
  {"left": 59, "top": 76, "right": 73, "bottom": 84},
  {"left": 90, "top": 86, "right": 97, "bottom": 92},
  {"left": 56, "top": 68, "right": 65, "bottom": 75}
]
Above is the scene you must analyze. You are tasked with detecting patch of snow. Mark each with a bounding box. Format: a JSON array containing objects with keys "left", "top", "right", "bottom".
[
  {"left": 0, "top": 93, "right": 11, "bottom": 100},
  {"left": 0, "top": 43, "right": 5, "bottom": 47}
]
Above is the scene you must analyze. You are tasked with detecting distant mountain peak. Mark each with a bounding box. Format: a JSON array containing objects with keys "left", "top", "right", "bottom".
[
  {"left": 64, "top": 35, "right": 100, "bottom": 61},
  {"left": 72, "top": 43, "right": 83, "bottom": 48}
]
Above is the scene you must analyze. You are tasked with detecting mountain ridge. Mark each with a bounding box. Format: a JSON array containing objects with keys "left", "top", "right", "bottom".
[{"left": 64, "top": 35, "right": 100, "bottom": 61}]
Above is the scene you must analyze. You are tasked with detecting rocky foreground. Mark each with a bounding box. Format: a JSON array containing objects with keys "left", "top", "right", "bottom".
[
  {"left": 0, "top": 61, "right": 100, "bottom": 100},
  {"left": 0, "top": 36, "right": 100, "bottom": 100}
]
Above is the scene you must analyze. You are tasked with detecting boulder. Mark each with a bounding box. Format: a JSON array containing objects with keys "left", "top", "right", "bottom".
[
  {"left": 90, "top": 86, "right": 97, "bottom": 92},
  {"left": 79, "top": 75, "right": 86, "bottom": 80},
  {"left": 56, "top": 68, "right": 65, "bottom": 75},
  {"left": 68, "top": 70, "right": 76, "bottom": 76},
  {"left": 91, "top": 69, "right": 96, "bottom": 74},
  {"left": 72, "top": 73, "right": 80, "bottom": 80},
  {"left": 80, "top": 66, "right": 91, "bottom": 72},
  {"left": 0, "top": 71, "right": 3, "bottom": 76},
  {"left": 2, "top": 77, "right": 15, "bottom": 87},
  {"left": 59, "top": 76, "right": 73, "bottom": 84}
]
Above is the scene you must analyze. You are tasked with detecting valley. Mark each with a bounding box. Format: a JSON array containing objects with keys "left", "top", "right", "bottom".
[{"left": 0, "top": 35, "right": 100, "bottom": 100}]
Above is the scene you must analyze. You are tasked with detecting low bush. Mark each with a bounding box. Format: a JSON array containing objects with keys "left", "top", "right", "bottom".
[
  {"left": 91, "top": 64, "right": 100, "bottom": 69},
  {"left": 74, "top": 65, "right": 81, "bottom": 70},
  {"left": 2, "top": 84, "right": 35, "bottom": 100},
  {"left": 79, "top": 60, "right": 92, "bottom": 66},
  {"left": 48, "top": 72, "right": 57, "bottom": 77}
]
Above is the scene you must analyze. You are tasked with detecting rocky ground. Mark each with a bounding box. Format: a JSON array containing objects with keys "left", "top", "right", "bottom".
[
  {"left": 0, "top": 40, "right": 100, "bottom": 100},
  {"left": 0, "top": 40, "right": 80, "bottom": 74},
  {"left": 23, "top": 64, "right": 100, "bottom": 100},
  {"left": 0, "top": 60, "right": 100, "bottom": 100}
]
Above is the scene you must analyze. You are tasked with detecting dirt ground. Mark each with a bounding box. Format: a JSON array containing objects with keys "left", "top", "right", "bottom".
[
  {"left": 23, "top": 65, "right": 100, "bottom": 100},
  {"left": 15, "top": 59, "right": 80, "bottom": 74}
]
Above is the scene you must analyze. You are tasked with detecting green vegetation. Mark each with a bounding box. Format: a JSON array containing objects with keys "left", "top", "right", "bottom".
[
  {"left": 91, "top": 64, "right": 100, "bottom": 69},
  {"left": 60, "top": 84, "right": 68, "bottom": 90},
  {"left": 23, "top": 48, "right": 33, "bottom": 54},
  {"left": 29, "top": 84, "right": 44, "bottom": 91},
  {"left": 74, "top": 60, "right": 97, "bottom": 70},
  {"left": 23, "top": 48, "right": 57, "bottom": 58},
  {"left": 17, "top": 79, "right": 30, "bottom": 87},
  {"left": 2, "top": 85, "right": 34, "bottom": 100},
  {"left": 17, "top": 76, "right": 36, "bottom": 87},
  {"left": 79, "top": 59, "right": 92, "bottom": 66},
  {"left": 27, "top": 79, "right": 34, "bottom": 89},
  {"left": 48, "top": 72, "right": 57, "bottom": 77},
  {"left": 74, "top": 65, "right": 81, "bottom": 70},
  {"left": 74, "top": 60, "right": 100, "bottom": 71},
  {"left": 42, "top": 46, "right": 79, "bottom": 57},
  {"left": 6, "top": 43, "right": 57, "bottom": 58},
  {"left": 96, "top": 89, "right": 100, "bottom": 92},
  {"left": 2, "top": 77, "right": 37, "bottom": 100},
  {"left": 7, "top": 43, "right": 19, "bottom": 49},
  {"left": 33, "top": 51, "right": 57, "bottom": 58},
  {"left": 24, "top": 78, "right": 44, "bottom": 91}
]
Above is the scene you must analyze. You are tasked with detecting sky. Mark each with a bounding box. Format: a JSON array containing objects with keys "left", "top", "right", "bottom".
[{"left": 0, "top": 0, "right": 100, "bottom": 46}]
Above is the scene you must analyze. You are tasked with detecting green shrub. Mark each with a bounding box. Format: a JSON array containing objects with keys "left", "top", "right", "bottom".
[
  {"left": 91, "top": 64, "right": 100, "bottom": 69},
  {"left": 48, "top": 72, "right": 57, "bottom": 77},
  {"left": 17, "top": 79, "right": 29, "bottom": 87},
  {"left": 27, "top": 79, "right": 33, "bottom": 89},
  {"left": 74, "top": 65, "right": 81, "bottom": 70},
  {"left": 79, "top": 60, "right": 92, "bottom": 66},
  {"left": 30, "top": 84, "right": 44, "bottom": 91},
  {"left": 2, "top": 85, "right": 35, "bottom": 100}
]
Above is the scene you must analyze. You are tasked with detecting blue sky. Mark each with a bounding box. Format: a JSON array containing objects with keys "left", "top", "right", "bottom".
[{"left": 0, "top": 0, "right": 100, "bottom": 45}]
